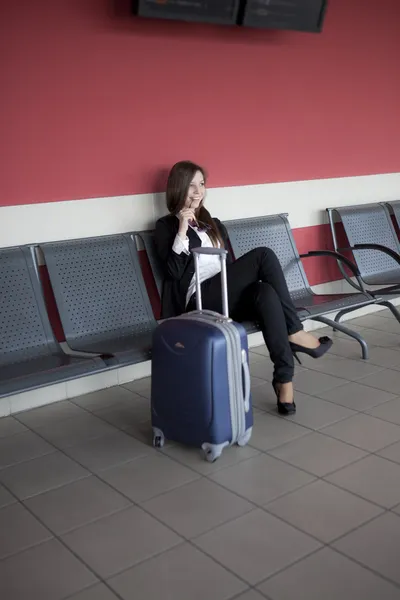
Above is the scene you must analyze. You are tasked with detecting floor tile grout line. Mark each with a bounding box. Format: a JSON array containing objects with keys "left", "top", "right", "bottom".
[
  {"left": 201, "top": 462, "right": 389, "bottom": 555},
  {"left": 3, "top": 407, "right": 277, "bottom": 529},
  {"left": 2, "top": 398, "right": 394, "bottom": 513},
  {"left": 0, "top": 465, "right": 94, "bottom": 504},
  {"left": 97, "top": 461, "right": 260, "bottom": 541},
  {"left": 190, "top": 526, "right": 323, "bottom": 593},
  {"left": 300, "top": 384, "right": 399, "bottom": 408},
  {"left": 1, "top": 420, "right": 206, "bottom": 529},
  {"left": 317, "top": 475, "right": 398, "bottom": 511},
  {"left": 20, "top": 492, "right": 134, "bottom": 538},
  {"left": 262, "top": 500, "right": 386, "bottom": 547},
  {"left": 324, "top": 508, "right": 392, "bottom": 546},
  {"left": 0, "top": 501, "right": 112, "bottom": 589},
  {"left": 253, "top": 425, "right": 373, "bottom": 454},
  {"left": 0, "top": 418, "right": 106, "bottom": 466},
  {"left": 203, "top": 469, "right": 318, "bottom": 517},
  {"left": 264, "top": 409, "right": 363, "bottom": 431},
  {"left": 22, "top": 394, "right": 165, "bottom": 467},
  {"left": 52, "top": 482, "right": 257, "bottom": 596},
  {"left": 0, "top": 418, "right": 30, "bottom": 440},
  {"left": 299, "top": 367, "right": 388, "bottom": 383},
  {"left": 243, "top": 543, "right": 328, "bottom": 592},
  {"left": 252, "top": 411, "right": 367, "bottom": 446},
  {"left": 62, "top": 580, "right": 126, "bottom": 600},
  {"left": 252, "top": 545, "right": 327, "bottom": 590},
  {"left": 93, "top": 457, "right": 203, "bottom": 505},
  {"left": 68, "top": 393, "right": 147, "bottom": 413},
  {"left": 201, "top": 439, "right": 373, "bottom": 500},
  {"left": 301, "top": 424, "right": 400, "bottom": 455},
  {"left": 6, "top": 402, "right": 301, "bottom": 492},
  {"left": 2, "top": 493, "right": 182, "bottom": 598},
  {"left": 0, "top": 520, "right": 54, "bottom": 564},
  {"left": 4, "top": 404, "right": 158, "bottom": 477},
  {"left": 257, "top": 474, "right": 399, "bottom": 547},
  {"left": 11, "top": 412, "right": 125, "bottom": 451},
  {"left": 1, "top": 449, "right": 389, "bottom": 568},
  {"left": 160, "top": 446, "right": 263, "bottom": 477},
  {"left": 226, "top": 584, "right": 272, "bottom": 600},
  {"left": 253, "top": 377, "right": 394, "bottom": 414},
  {"left": 226, "top": 589, "right": 253, "bottom": 600},
  {"left": 120, "top": 384, "right": 151, "bottom": 400},
  {"left": 259, "top": 451, "right": 393, "bottom": 511},
  {"left": 40, "top": 442, "right": 287, "bottom": 593},
  {"left": 12, "top": 431, "right": 203, "bottom": 548},
  {"left": 10, "top": 379, "right": 400, "bottom": 483},
  {"left": 0, "top": 446, "right": 59, "bottom": 474},
  {"left": 263, "top": 437, "right": 371, "bottom": 472},
  {"left": 325, "top": 537, "right": 400, "bottom": 591},
  {"left": 10, "top": 388, "right": 146, "bottom": 427},
  {"left": 13, "top": 399, "right": 100, "bottom": 425},
  {"left": 389, "top": 505, "right": 400, "bottom": 514},
  {"left": 6, "top": 370, "right": 400, "bottom": 452},
  {"left": 255, "top": 535, "right": 400, "bottom": 592},
  {"left": 0, "top": 481, "right": 21, "bottom": 507},
  {"left": 370, "top": 446, "right": 400, "bottom": 467},
  {"left": 359, "top": 402, "right": 400, "bottom": 420},
  {"left": 3, "top": 400, "right": 148, "bottom": 453}
]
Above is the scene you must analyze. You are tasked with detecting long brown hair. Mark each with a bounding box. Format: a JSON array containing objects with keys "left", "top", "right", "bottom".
[{"left": 166, "top": 160, "right": 224, "bottom": 248}]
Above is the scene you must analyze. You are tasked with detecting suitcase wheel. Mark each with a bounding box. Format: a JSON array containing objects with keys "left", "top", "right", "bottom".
[
  {"left": 154, "top": 436, "right": 164, "bottom": 448},
  {"left": 202, "top": 442, "right": 229, "bottom": 463},
  {"left": 152, "top": 428, "right": 165, "bottom": 449},
  {"left": 237, "top": 427, "right": 252, "bottom": 447},
  {"left": 203, "top": 446, "right": 221, "bottom": 463}
]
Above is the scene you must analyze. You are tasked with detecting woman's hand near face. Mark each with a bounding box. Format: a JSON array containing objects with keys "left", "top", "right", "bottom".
[{"left": 178, "top": 208, "right": 196, "bottom": 239}]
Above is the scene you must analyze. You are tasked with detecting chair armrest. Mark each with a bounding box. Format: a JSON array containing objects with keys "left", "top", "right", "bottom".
[
  {"left": 349, "top": 244, "right": 400, "bottom": 267},
  {"left": 299, "top": 250, "right": 361, "bottom": 278}
]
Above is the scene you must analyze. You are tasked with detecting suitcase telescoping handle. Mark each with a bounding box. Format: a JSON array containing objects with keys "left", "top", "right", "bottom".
[
  {"left": 192, "top": 247, "right": 229, "bottom": 319},
  {"left": 192, "top": 247, "right": 251, "bottom": 413}
]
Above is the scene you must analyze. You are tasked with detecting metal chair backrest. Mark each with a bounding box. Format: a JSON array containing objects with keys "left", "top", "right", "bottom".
[
  {"left": 327, "top": 203, "right": 400, "bottom": 283},
  {"left": 223, "top": 214, "right": 312, "bottom": 301},
  {"left": 0, "top": 246, "right": 59, "bottom": 366},
  {"left": 41, "top": 234, "right": 156, "bottom": 351}
]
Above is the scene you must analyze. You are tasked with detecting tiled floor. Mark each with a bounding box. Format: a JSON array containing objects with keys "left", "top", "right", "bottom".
[{"left": 1, "top": 311, "right": 400, "bottom": 599}]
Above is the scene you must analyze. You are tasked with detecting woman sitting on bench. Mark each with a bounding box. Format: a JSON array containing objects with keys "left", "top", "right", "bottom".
[{"left": 155, "top": 161, "right": 332, "bottom": 415}]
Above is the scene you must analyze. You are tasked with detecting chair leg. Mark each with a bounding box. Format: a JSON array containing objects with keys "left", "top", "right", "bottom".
[
  {"left": 332, "top": 307, "right": 361, "bottom": 332},
  {"left": 377, "top": 300, "right": 400, "bottom": 324},
  {"left": 312, "top": 316, "right": 369, "bottom": 360}
]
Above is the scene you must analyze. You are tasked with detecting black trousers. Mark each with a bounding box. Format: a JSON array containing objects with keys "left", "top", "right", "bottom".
[{"left": 187, "top": 248, "right": 303, "bottom": 383}]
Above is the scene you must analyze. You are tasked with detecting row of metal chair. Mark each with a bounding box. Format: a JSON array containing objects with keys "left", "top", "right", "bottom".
[
  {"left": 1, "top": 201, "right": 399, "bottom": 398},
  {"left": 327, "top": 201, "right": 400, "bottom": 323}
]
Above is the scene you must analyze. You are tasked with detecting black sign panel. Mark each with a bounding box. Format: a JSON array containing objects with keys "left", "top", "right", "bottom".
[
  {"left": 134, "top": 0, "right": 241, "bottom": 26},
  {"left": 241, "top": 0, "right": 328, "bottom": 32}
]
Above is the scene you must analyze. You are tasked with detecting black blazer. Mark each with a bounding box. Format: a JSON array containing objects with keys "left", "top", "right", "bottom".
[{"left": 154, "top": 214, "right": 233, "bottom": 318}]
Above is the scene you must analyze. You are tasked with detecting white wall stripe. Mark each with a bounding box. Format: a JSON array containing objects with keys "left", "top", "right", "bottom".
[{"left": 1, "top": 173, "right": 399, "bottom": 248}]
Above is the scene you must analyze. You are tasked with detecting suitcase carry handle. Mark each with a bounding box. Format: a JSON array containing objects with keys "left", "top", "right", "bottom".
[
  {"left": 192, "top": 247, "right": 229, "bottom": 318},
  {"left": 241, "top": 350, "right": 251, "bottom": 412}
]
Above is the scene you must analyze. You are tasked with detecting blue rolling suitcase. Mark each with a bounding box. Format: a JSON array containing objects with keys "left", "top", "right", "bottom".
[{"left": 151, "top": 246, "right": 253, "bottom": 462}]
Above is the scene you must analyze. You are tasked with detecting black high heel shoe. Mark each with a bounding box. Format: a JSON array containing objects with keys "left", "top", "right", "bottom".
[
  {"left": 289, "top": 336, "right": 333, "bottom": 365},
  {"left": 273, "top": 380, "right": 296, "bottom": 415}
]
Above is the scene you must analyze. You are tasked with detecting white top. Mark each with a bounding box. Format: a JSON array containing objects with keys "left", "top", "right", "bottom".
[{"left": 172, "top": 224, "right": 221, "bottom": 307}]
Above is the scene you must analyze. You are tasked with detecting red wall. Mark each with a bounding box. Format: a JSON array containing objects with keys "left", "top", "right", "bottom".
[{"left": 1, "top": 0, "right": 399, "bottom": 207}]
